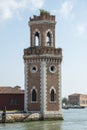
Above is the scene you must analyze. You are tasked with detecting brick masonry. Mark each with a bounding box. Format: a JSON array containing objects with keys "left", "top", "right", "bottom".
[{"left": 23, "top": 11, "right": 63, "bottom": 119}]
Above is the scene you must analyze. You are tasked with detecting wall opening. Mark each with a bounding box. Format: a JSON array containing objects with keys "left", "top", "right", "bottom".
[
  {"left": 46, "top": 32, "right": 51, "bottom": 46},
  {"left": 32, "top": 89, "right": 37, "bottom": 101},
  {"left": 34, "top": 32, "right": 39, "bottom": 46},
  {"left": 50, "top": 89, "right": 55, "bottom": 102}
]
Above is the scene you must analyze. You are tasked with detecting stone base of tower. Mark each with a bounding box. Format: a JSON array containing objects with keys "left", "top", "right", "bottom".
[
  {"left": 3, "top": 111, "right": 63, "bottom": 122},
  {"left": 41, "top": 111, "right": 63, "bottom": 120},
  {"left": 24, "top": 111, "right": 63, "bottom": 121}
]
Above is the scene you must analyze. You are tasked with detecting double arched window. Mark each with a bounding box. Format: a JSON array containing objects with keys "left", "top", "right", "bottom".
[{"left": 32, "top": 29, "right": 53, "bottom": 47}]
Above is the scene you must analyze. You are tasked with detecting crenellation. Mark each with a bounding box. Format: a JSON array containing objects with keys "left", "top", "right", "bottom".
[
  {"left": 30, "top": 13, "right": 55, "bottom": 22},
  {"left": 24, "top": 47, "right": 62, "bottom": 56}
]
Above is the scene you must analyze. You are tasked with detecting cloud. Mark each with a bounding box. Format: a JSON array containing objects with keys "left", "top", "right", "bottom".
[
  {"left": 59, "top": 1, "right": 73, "bottom": 18},
  {"left": 30, "top": 0, "right": 45, "bottom": 10},
  {"left": 0, "top": 0, "right": 45, "bottom": 21},
  {"left": 76, "top": 24, "right": 87, "bottom": 35},
  {"left": 51, "top": 10, "right": 57, "bottom": 14}
]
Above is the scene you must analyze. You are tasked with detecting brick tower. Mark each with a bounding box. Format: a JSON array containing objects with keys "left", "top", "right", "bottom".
[{"left": 23, "top": 10, "right": 63, "bottom": 120}]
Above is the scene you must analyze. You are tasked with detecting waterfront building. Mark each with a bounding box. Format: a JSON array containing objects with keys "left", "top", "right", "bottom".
[
  {"left": 0, "top": 86, "right": 24, "bottom": 110},
  {"left": 68, "top": 93, "right": 87, "bottom": 107},
  {"left": 23, "top": 10, "right": 63, "bottom": 119}
]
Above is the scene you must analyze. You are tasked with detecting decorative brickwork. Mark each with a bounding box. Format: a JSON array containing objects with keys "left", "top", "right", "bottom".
[
  {"left": 24, "top": 61, "right": 28, "bottom": 112},
  {"left": 58, "top": 60, "right": 62, "bottom": 112},
  {"left": 40, "top": 61, "right": 47, "bottom": 114},
  {"left": 23, "top": 11, "right": 63, "bottom": 119}
]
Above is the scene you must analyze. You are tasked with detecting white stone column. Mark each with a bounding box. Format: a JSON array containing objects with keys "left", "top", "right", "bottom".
[
  {"left": 58, "top": 60, "right": 62, "bottom": 113},
  {"left": 24, "top": 60, "right": 28, "bottom": 112},
  {"left": 40, "top": 61, "right": 47, "bottom": 115}
]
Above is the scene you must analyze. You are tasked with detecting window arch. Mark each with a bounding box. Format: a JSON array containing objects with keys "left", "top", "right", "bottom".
[
  {"left": 32, "top": 29, "right": 41, "bottom": 47},
  {"left": 50, "top": 89, "right": 55, "bottom": 101},
  {"left": 46, "top": 32, "right": 51, "bottom": 46},
  {"left": 32, "top": 89, "right": 37, "bottom": 102},
  {"left": 46, "top": 29, "right": 53, "bottom": 47},
  {"left": 50, "top": 87, "right": 56, "bottom": 102},
  {"left": 34, "top": 32, "right": 39, "bottom": 46}
]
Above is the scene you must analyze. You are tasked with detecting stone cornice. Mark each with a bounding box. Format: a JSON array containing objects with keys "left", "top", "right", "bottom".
[
  {"left": 23, "top": 54, "right": 62, "bottom": 59},
  {"left": 23, "top": 55, "right": 62, "bottom": 64},
  {"left": 29, "top": 20, "right": 56, "bottom": 26}
]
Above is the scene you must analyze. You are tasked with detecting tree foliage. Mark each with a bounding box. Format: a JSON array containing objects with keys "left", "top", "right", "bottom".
[
  {"left": 62, "top": 97, "right": 68, "bottom": 105},
  {"left": 40, "top": 9, "right": 50, "bottom": 16}
]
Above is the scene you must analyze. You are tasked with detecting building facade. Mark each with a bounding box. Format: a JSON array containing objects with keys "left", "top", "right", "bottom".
[
  {"left": 0, "top": 86, "right": 24, "bottom": 110},
  {"left": 23, "top": 10, "right": 63, "bottom": 119},
  {"left": 68, "top": 93, "right": 87, "bottom": 107}
]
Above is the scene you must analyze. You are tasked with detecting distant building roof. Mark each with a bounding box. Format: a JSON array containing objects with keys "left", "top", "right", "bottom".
[
  {"left": 0, "top": 86, "right": 24, "bottom": 94},
  {"left": 68, "top": 93, "right": 87, "bottom": 97},
  {"left": 69, "top": 93, "right": 81, "bottom": 96}
]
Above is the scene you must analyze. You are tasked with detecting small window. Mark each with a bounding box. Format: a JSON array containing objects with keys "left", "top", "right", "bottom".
[
  {"left": 30, "top": 65, "right": 38, "bottom": 73},
  {"left": 50, "top": 89, "right": 55, "bottom": 102},
  {"left": 15, "top": 99, "right": 20, "bottom": 105},
  {"left": 9, "top": 98, "right": 14, "bottom": 106},
  {"left": 51, "top": 66, "right": 55, "bottom": 71},
  {"left": 49, "top": 65, "right": 56, "bottom": 73},
  {"left": 32, "top": 66, "right": 36, "bottom": 71},
  {"left": 32, "top": 89, "right": 37, "bottom": 102}
]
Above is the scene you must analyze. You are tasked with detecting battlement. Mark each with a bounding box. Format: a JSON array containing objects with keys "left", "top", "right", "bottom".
[
  {"left": 24, "top": 47, "right": 62, "bottom": 56},
  {"left": 30, "top": 10, "right": 55, "bottom": 22}
]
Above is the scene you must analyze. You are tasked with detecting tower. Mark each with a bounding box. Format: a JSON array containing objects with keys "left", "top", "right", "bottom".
[{"left": 23, "top": 10, "right": 63, "bottom": 120}]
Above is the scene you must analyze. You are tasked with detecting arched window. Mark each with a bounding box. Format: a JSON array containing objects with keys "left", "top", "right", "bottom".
[
  {"left": 32, "top": 89, "right": 37, "bottom": 102},
  {"left": 46, "top": 32, "right": 51, "bottom": 46},
  {"left": 50, "top": 89, "right": 55, "bottom": 102},
  {"left": 34, "top": 32, "right": 39, "bottom": 46}
]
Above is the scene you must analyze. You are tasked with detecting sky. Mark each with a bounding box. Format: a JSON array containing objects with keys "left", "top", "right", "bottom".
[{"left": 0, "top": 0, "right": 87, "bottom": 97}]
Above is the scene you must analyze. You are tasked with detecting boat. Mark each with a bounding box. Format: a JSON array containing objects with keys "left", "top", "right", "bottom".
[{"left": 62, "top": 105, "right": 85, "bottom": 109}]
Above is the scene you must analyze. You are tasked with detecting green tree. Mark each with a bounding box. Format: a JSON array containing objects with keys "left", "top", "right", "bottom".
[
  {"left": 40, "top": 9, "right": 50, "bottom": 16},
  {"left": 62, "top": 97, "right": 68, "bottom": 106}
]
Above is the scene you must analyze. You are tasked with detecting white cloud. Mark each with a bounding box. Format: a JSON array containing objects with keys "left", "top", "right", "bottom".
[
  {"left": 51, "top": 10, "right": 57, "bottom": 14},
  {"left": 59, "top": 1, "right": 73, "bottom": 18},
  {"left": 76, "top": 24, "right": 87, "bottom": 35},
  {"left": 0, "top": 0, "right": 45, "bottom": 21},
  {"left": 30, "top": 0, "right": 45, "bottom": 10}
]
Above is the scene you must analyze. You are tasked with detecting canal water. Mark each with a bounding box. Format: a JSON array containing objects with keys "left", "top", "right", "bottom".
[{"left": 0, "top": 108, "right": 87, "bottom": 130}]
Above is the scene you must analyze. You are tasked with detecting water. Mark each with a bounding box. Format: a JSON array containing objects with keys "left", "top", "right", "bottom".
[{"left": 0, "top": 108, "right": 87, "bottom": 130}]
